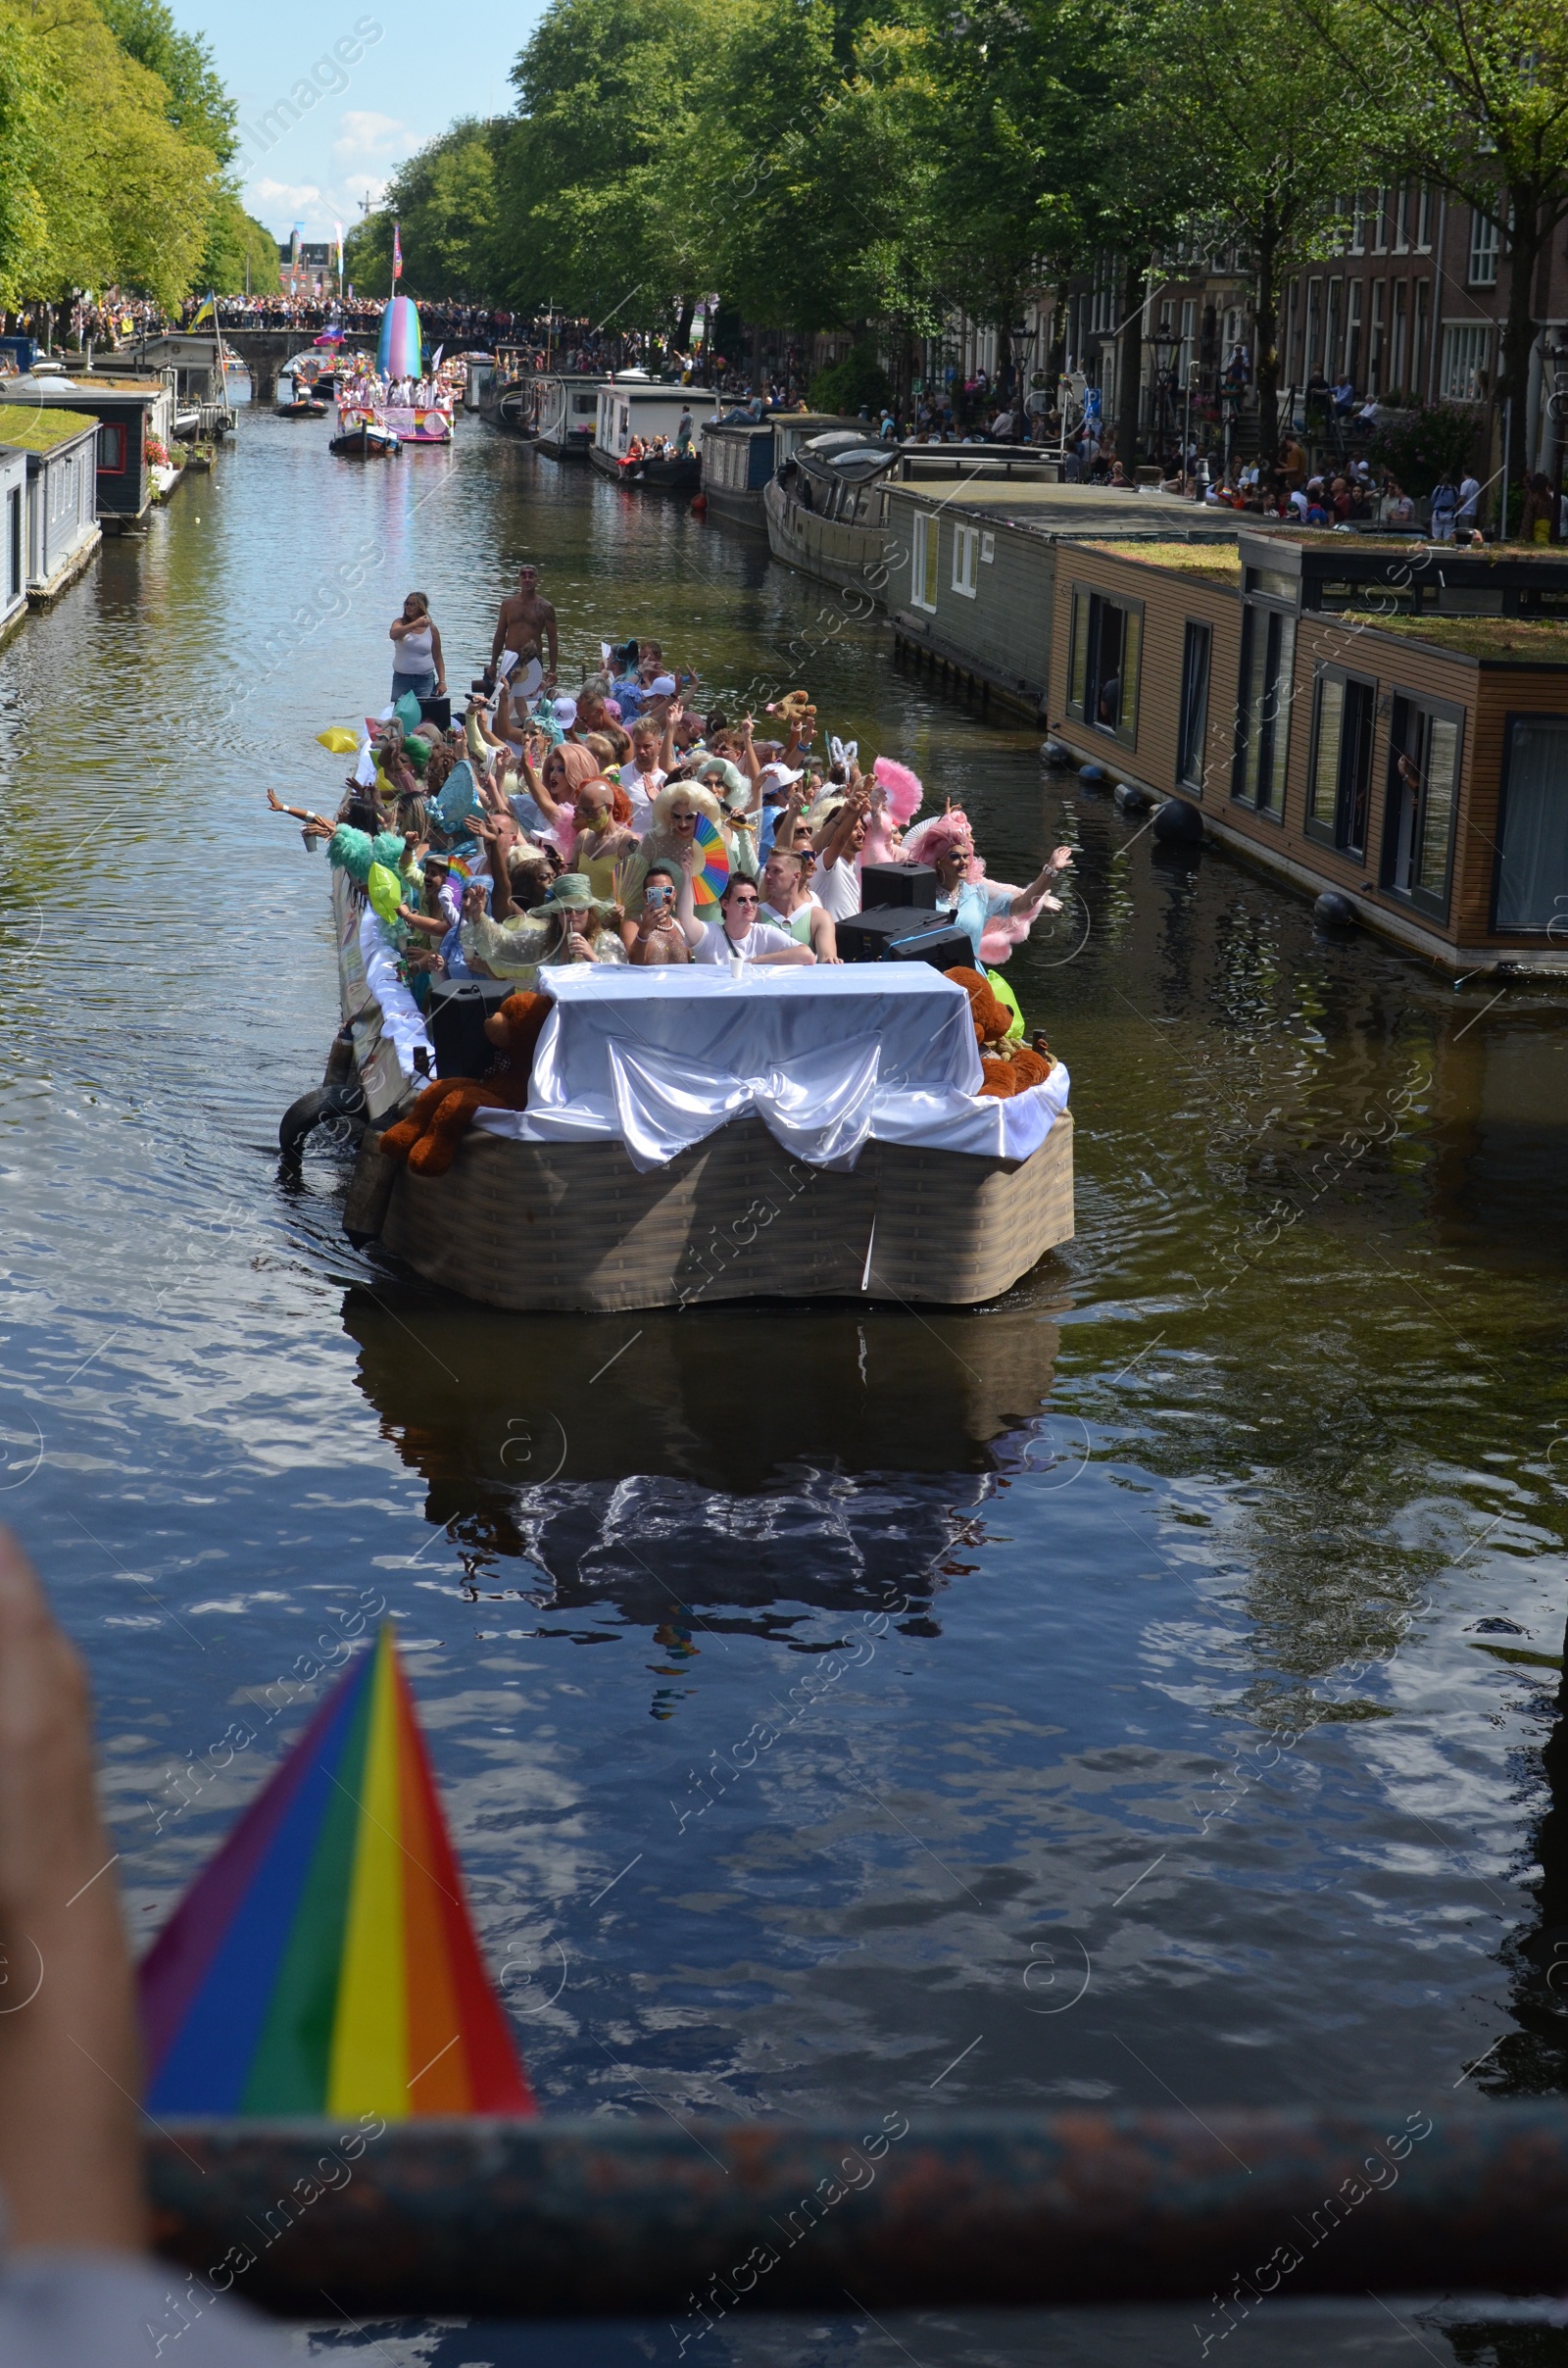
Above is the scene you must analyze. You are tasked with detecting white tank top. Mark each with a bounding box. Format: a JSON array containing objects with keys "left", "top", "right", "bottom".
[{"left": 397, "top": 621, "right": 434, "bottom": 669}]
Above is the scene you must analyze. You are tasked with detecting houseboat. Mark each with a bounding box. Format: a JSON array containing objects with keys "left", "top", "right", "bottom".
[
  {"left": 763, "top": 429, "right": 902, "bottom": 592},
  {"left": 313, "top": 872, "right": 1074, "bottom": 1314},
  {"left": 0, "top": 444, "right": 24, "bottom": 642},
  {"left": 0, "top": 372, "right": 169, "bottom": 530},
  {"left": 1043, "top": 532, "right": 1568, "bottom": 974},
  {"left": 589, "top": 377, "right": 716, "bottom": 490},
  {"left": 700, "top": 413, "right": 862, "bottom": 525},
  {"left": 533, "top": 373, "right": 606, "bottom": 460},
  {"left": 884, "top": 480, "right": 1264, "bottom": 715},
  {"left": 0, "top": 407, "right": 99, "bottom": 608}
]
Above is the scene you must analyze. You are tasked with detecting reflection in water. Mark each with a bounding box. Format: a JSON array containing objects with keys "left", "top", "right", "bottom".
[{"left": 342, "top": 1287, "right": 1065, "bottom": 1643}]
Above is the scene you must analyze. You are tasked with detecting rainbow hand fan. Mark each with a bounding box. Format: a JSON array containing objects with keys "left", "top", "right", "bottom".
[
  {"left": 139, "top": 1627, "right": 533, "bottom": 2118},
  {"left": 691, "top": 814, "right": 729, "bottom": 911}
]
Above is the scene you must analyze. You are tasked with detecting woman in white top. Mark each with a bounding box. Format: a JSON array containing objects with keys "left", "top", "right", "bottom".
[
  {"left": 389, "top": 592, "right": 446, "bottom": 704},
  {"left": 677, "top": 873, "right": 815, "bottom": 964}
]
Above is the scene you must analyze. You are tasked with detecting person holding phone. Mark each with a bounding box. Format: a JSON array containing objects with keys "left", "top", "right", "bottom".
[{"left": 625, "top": 862, "right": 692, "bottom": 964}]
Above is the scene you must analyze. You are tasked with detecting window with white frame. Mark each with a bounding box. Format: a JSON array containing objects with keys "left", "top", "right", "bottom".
[
  {"left": 952, "top": 522, "right": 979, "bottom": 598},
  {"left": 1416, "top": 182, "right": 1434, "bottom": 250},
  {"left": 1441, "top": 321, "right": 1492, "bottom": 401},
  {"left": 1468, "top": 210, "right": 1499, "bottom": 285},
  {"left": 911, "top": 512, "right": 939, "bottom": 611}
]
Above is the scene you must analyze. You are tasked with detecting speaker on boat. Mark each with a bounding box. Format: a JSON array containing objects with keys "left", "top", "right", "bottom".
[
  {"left": 417, "top": 695, "right": 452, "bottom": 735},
  {"left": 858, "top": 862, "right": 938, "bottom": 909},
  {"left": 428, "top": 978, "right": 515, "bottom": 1079},
  {"left": 834, "top": 911, "right": 974, "bottom": 970}
]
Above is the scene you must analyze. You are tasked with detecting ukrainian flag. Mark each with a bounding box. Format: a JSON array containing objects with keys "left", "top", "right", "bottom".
[{"left": 191, "top": 294, "right": 215, "bottom": 327}]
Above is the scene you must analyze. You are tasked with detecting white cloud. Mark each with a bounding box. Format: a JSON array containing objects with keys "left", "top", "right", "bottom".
[
  {"left": 249, "top": 177, "right": 326, "bottom": 225},
  {"left": 331, "top": 111, "right": 416, "bottom": 170}
]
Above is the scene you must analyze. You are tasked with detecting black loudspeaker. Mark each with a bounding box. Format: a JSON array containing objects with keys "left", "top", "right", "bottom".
[
  {"left": 834, "top": 909, "right": 974, "bottom": 971},
  {"left": 417, "top": 694, "right": 452, "bottom": 735},
  {"left": 427, "top": 978, "right": 515, "bottom": 1078},
  {"left": 858, "top": 862, "right": 938, "bottom": 909}
]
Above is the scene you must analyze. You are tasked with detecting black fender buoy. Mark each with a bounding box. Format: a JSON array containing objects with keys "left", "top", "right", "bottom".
[
  {"left": 279, "top": 1077, "right": 367, "bottom": 1159},
  {"left": 1114, "top": 780, "right": 1154, "bottom": 812},
  {"left": 1314, "top": 890, "right": 1357, "bottom": 929},
  {"left": 1040, "top": 739, "right": 1072, "bottom": 768},
  {"left": 1078, "top": 762, "right": 1106, "bottom": 786},
  {"left": 1152, "top": 797, "right": 1204, "bottom": 846}
]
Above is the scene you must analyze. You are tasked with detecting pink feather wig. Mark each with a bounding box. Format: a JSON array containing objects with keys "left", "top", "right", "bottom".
[{"left": 872, "top": 756, "right": 923, "bottom": 824}]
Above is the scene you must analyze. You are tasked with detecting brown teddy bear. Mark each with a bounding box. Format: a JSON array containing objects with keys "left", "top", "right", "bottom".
[
  {"left": 764, "top": 689, "right": 817, "bottom": 733},
  {"left": 945, "top": 966, "right": 1055, "bottom": 1100},
  {"left": 379, "top": 990, "right": 552, "bottom": 1177}
]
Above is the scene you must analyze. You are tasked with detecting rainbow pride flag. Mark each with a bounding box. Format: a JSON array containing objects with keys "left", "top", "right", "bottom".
[{"left": 139, "top": 1627, "right": 533, "bottom": 2118}]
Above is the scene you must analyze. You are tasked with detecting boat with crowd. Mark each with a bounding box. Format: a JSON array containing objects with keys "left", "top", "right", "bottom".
[{"left": 276, "top": 652, "right": 1076, "bottom": 1314}]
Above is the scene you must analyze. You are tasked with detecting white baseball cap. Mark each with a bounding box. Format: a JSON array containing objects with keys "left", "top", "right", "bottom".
[
  {"left": 552, "top": 696, "right": 578, "bottom": 727},
  {"left": 648, "top": 673, "right": 678, "bottom": 696}
]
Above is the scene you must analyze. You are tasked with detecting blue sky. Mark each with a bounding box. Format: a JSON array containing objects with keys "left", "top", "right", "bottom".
[{"left": 190, "top": 0, "right": 539, "bottom": 241}]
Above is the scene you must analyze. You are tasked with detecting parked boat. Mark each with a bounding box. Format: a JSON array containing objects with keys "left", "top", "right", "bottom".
[
  {"left": 533, "top": 372, "right": 606, "bottom": 460},
  {"left": 589, "top": 375, "right": 715, "bottom": 491},
  {"left": 701, "top": 413, "right": 862, "bottom": 524},
  {"left": 329, "top": 416, "right": 400, "bottom": 459},
  {"left": 763, "top": 429, "right": 901, "bottom": 592}
]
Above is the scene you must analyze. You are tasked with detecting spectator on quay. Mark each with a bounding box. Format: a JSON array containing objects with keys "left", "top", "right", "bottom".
[
  {"left": 1382, "top": 478, "right": 1415, "bottom": 527},
  {"left": 1455, "top": 469, "right": 1482, "bottom": 534},
  {"left": 1430, "top": 472, "right": 1459, "bottom": 542}
]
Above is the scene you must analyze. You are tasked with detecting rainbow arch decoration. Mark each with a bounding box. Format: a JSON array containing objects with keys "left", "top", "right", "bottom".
[
  {"left": 378, "top": 293, "right": 422, "bottom": 379},
  {"left": 139, "top": 1626, "right": 533, "bottom": 2118}
]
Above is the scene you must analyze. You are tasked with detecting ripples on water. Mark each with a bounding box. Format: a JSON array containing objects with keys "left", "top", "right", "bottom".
[{"left": 1, "top": 419, "right": 1567, "bottom": 2364}]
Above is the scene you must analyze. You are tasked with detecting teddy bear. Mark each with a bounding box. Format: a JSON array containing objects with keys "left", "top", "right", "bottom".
[
  {"left": 378, "top": 991, "right": 552, "bottom": 1178},
  {"left": 764, "top": 689, "right": 817, "bottom": 734},
  {"left": 945, "top": 967, "right": 1055, "bottom": 1100}
]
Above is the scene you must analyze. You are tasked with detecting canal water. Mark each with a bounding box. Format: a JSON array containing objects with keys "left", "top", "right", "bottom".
[{"left": 2, "top": 418, "right": 1567, "bottom": 2366}]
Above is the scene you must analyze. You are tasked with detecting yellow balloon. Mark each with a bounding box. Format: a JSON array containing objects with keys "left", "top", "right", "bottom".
[
  {"left": 317, "top": 726, "right": 361, "bottom": 755},
  {"left": 367, "top": 863, "right": 403, "bottom": 925}
]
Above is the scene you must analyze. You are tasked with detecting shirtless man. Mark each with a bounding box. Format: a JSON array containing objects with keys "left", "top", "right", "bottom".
[{"left": 490, "top": 564, "right": 559, "bottom": 702}]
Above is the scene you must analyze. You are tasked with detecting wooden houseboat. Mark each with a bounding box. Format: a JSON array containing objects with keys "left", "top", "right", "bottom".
[
  {"left": 884, "top": 481, "right": 1262, "bottom": 716},
  {"left": 1044, "top": 532, "right": 1568, "bottom": 974},
  {"left": 763, "top": 429, "right": 903, "bottom": 593},
  {"left": 316, "top": 874, "right": 1074, "bottom": 1313}
]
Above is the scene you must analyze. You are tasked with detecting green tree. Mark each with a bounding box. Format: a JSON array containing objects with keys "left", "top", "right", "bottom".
[
  {"left": 1138, "top": 0, "right": 1369, "bottom": 463},
  {"left": 6, "top": 0, "right": 219, "bottom": 304},
  {"left": 495, "top": 0, "right": 742, "bottom": 334},
  {"left": 95, "top": 0, "right": 237, "bottom": 163},
  {"left": 0, "top": 14, "right": 49, "bottom": 308},
  {"left": 1306, "top": 0, "right": 1568, "bottom": 437},
  {"left": 345, "top": 120, "right": 503, "bottom": 301},
  {"left": 200, "top": 184, "right": 280, "bottom": 294}
]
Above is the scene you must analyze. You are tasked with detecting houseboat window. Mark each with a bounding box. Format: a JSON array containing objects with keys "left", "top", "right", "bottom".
[
  {"left": 97, "top": 423, "right": 126, "bottom": 473},
  {"left": 1305, "top": 669, "right": 1375, "bottom": 856},
  {"left": 1494, "top": 715, "right": 1568, "bottom": 933},
  {"left": 1234, "top": 605, "right": 1297, "bottom": 816},
  {"left": 911, "top": 514, "right": 939, "bottom": 612},
  {"left": 1382, "top": 693, "right": 1461, "bottom": 915},
  {"left": 1177, "top": 621, "right": 1211, "bottom": 791},
  {"left": 6, "top": 486, "right": 19, "bottom": 602},
  {"left": 953, "top": 523, "right": 979, "bottom": 598},
  {"left": 1246, "top": 567, "right": 1298, "bottom": 605},
  {"left": 1064, "top": 588, "right": 1142, "bottom": 746}
]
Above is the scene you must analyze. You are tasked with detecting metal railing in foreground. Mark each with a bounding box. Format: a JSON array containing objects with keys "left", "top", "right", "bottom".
[{"left": 146, "top": 2103, "right": 1568, "bottom": 2319}]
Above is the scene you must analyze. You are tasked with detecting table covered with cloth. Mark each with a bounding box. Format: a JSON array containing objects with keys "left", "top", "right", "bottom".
[{"left": 469, "top": 964, "right": 1070, "bottom": 1171}]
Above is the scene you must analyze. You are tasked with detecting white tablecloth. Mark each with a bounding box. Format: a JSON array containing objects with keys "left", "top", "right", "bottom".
[
  {"left": 358, "top": 908, "right": 431, "bottom": 1081},
  {"left": 469, "top": 965, "right": 1069, "bottom": 1169}
]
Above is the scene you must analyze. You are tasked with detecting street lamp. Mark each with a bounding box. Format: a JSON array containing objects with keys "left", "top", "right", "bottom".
[{"left": 1149, "top": 324, "right": 1179, "bottom": 466}]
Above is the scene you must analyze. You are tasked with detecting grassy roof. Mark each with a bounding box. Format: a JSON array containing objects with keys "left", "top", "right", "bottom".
[
  {"left": 1339, "top": 609, "right": 1568, "bottom": 661},
  {"left": 1094, "top": 540, "right": 1244, "bottom": 578},
  {"left": 0, "top": 407, "right": 98, "bottom": 451}
]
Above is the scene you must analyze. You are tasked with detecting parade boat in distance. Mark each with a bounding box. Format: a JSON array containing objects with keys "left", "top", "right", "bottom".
[
  {"left": 329, "top": 414, "right": 400, "bottom": 458},
  {"left": 590, "top": 373, "right": 715, "bottom": 492},
  {"left": 276, "top": 389, "right": 328, "bottom": 419}
]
